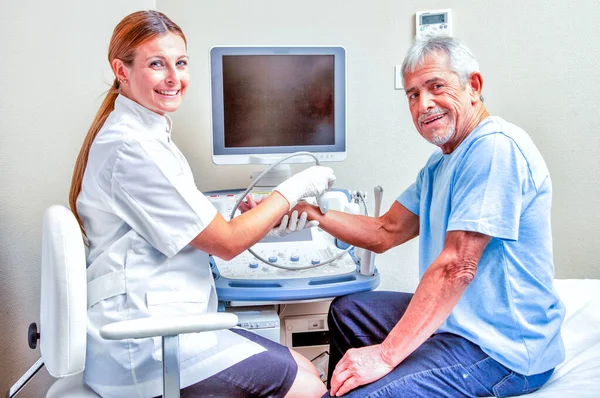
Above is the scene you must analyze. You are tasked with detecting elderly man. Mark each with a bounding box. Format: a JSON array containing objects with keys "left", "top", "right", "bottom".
[{"left": 295, "top": 36, "right": 565, "bottom": 397}]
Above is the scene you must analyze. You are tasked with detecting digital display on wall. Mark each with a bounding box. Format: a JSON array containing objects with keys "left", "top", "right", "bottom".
[{"left": 421, "top": 14, "right": 446, "bottom": 25}]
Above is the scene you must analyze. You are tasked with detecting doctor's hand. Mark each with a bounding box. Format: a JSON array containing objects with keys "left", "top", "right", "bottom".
[
  {"left": 330, "top": 344, "right": 396, "bottom": 397},
  {"left": 266, "top": 210, "right": 319, "bottom": 238},
  {"left": 237, "top": 196, "right": 318, "bottom": 237},
  {"left": 274, "top": 166, "right": 336, "bottom": 209}
]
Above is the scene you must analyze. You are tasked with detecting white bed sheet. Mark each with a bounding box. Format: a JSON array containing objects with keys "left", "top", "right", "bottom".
[{"left": 517, "top": 279, "right": 600, "bottom": 397}]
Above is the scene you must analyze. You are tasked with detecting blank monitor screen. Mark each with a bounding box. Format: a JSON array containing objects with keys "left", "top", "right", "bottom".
[
  {"left": 224, "top": 54, "right": 334, "bottom": 147},
  {"left": 210, "top": 46, "right": 346, "bottom": 165}
]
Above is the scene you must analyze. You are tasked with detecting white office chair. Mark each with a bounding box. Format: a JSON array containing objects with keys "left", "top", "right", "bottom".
[{"left": 8, "top": 205, "right": 238, "bottom": 398}]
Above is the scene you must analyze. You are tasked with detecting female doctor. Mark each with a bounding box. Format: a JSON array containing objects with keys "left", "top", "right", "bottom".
[{"left": 69, "top": 10, "right": 332, "bottom": 398}]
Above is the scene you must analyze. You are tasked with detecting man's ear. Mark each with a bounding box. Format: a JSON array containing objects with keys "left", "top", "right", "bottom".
[
  {"left": 111, "top": 58, "right": 128, "bottom": 83},
  {"left": 468, "top": 71, "right": 484, "bottom": 104}
]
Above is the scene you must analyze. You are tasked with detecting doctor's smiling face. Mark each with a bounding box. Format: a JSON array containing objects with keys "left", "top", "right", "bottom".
[
  {"left": 112, "top": 32, "right": 189, "bottom": 115},
  {"left": 404, "top": 51, "right": 483, "bottom": 154}
]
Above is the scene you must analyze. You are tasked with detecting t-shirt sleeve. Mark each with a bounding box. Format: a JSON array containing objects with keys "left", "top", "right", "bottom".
[
  {"left": 110, "top": 138, "right": 217, "bottom": 258},
  {"left": 448, "top": 133, "right": 532, "bottom": 241},
  {"left": 397, "top": 167, "right": 425, "bottom": 216}
]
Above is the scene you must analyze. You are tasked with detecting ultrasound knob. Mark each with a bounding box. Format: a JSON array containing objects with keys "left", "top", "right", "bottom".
[
  {"left": 249, "top": 261, "right": 259, "bottom": 268},
  {"left": 268, "top": 256, "right": 278, "bottom": 263},
  {"left": 290, "top": 254, "right": 300, "bottom": 262},
  {"left": 311, "top": 258, "right": 321, "bottom": 265}
]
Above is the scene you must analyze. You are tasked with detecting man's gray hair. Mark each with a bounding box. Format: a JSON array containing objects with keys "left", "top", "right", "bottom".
[{"left": 401, "top": 35, "right": 481, "bottom": 92}]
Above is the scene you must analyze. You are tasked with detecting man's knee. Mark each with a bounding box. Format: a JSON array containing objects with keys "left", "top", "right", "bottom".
[
  {"left": 330, "top": 292, "right": 372, "bottom": 315},
  {"left": 328, "top": 292, "right": 368, "bottom": 328},
  {"left": 329, "top": 294, "right": 354, "bottom": 317},
  {"left": 330, "top": 291, "right": 411, "bottom": 318},
  {"left": 329, "top": 291, "right": 414, "bottom": 339}
]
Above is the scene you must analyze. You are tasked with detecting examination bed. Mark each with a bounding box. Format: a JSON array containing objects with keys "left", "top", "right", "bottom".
[{"left": 514, "top": 278, "right": 600, "bottom": 397}]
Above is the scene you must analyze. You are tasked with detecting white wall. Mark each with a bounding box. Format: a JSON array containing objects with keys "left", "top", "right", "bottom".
[{"left": 1, "top": 0, "right": 599, "bottom": 396}]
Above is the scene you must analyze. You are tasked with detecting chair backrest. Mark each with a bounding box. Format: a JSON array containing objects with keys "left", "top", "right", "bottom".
[{"left": 40, "top": 205, "right": 87, "bottom": 377}]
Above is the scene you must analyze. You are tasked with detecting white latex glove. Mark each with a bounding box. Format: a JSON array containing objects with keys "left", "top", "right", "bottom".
[
  {"left": 274, "top": 166, "right": 336, "bottom": 210},
  {"left": 267, "top": 210, "right": 319, "bottom": 238}
]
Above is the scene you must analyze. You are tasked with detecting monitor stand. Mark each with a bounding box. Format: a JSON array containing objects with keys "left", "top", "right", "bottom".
[
  {"left": 250, "top": 163, "right": 292, "bottom": 187},
  {"left": 248, "top": 153, "right": 317, "bottom": 187}
]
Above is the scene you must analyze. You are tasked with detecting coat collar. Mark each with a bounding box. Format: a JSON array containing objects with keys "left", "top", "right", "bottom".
[{"left": 114, "top": 95, "right": 172, "bottom": 139}]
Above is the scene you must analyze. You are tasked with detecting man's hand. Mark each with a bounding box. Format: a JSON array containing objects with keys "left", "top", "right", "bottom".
[
  {"left": 329, "top": 344, "right": 396, "bottom": 396},
  {"left": 238, "top": 194, "right": 261, "bottom": 213},
  {"left": 291, "top": 200, "right": 321, "bottom": 220}
]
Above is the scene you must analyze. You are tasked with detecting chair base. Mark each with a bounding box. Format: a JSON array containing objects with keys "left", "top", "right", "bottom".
[{"left": 46, "top": 373, "right": 99, "bottom": 398}]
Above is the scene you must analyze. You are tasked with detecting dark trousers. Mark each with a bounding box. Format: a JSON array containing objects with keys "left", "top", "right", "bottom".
[
  {"left": 153, "top": 329, "right": 296, "bottom": 398},
  {"left": 325, "top": 291, "right": 553, "bottom": 397}
]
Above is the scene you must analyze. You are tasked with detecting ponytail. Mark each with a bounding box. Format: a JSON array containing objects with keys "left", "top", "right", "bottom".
[
  {"left": 69, "top": 79, "right": 120, "bottom": 238},
  {"left": 68, "top": 10, "right": 186, "bottom": 240}
]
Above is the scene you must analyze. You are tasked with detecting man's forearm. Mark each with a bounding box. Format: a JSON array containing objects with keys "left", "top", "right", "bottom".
[
  {"left": 379, "top": 230, "right": 489, "bottom": 366},
  {"left": 297, "top": 201, "right": 419, "bottom": 253},
  {"left": 316, "top": 209, "right": 384, "bottom": 251},
  {"left": 380, "top": 259, "right": 473, "bottom": 366}
]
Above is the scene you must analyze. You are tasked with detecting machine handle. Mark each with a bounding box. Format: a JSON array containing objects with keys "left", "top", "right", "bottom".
[
  {"left": 359, "top": 186, "right": 383, "bottom": 276},
  {"left": 373, "top": 186, "right": 383, "bottom": 218}
]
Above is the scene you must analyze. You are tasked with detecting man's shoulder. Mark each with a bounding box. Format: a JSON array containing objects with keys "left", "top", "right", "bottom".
[
  {"left": 472, "top": 116, "right": 534, "bottom": 148},
  {"left": 467, "top": 116, "right": 550, "bottom": 187}
]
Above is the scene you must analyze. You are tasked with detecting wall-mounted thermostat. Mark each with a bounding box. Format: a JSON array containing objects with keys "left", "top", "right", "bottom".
[{"left": 416, "top": 9, "right": 452, "bottom": 38}]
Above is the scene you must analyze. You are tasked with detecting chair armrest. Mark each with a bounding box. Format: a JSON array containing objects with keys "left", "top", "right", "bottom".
[{"left": 99, "top": 313, "right": 238, "bottom": 340}]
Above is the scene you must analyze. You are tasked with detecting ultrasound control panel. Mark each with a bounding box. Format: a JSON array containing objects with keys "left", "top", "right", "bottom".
[
  {"left": 207, "top": 189, "right": 380, "bottom": 303},
  {"left": 212, "top": 237, "right": 357, "bottom": 280}
]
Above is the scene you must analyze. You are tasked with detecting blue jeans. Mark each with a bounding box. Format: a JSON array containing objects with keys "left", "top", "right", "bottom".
[{"left": 324, "top": 291, "right": 554, "bottom": 397}]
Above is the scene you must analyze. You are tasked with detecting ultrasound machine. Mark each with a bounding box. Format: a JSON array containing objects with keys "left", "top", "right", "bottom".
[{"left": 207, "top": 46, "right": 380, "bottom": 379}]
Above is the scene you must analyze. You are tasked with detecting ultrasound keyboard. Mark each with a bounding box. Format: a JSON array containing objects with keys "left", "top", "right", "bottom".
[{"left": 212, "top": 238, "right": 357, "bottom": 280}]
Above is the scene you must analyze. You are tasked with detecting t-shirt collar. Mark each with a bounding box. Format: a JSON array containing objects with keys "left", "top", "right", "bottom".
[{"left": 443, "top": 116, "right": 494, "bottom": 157}]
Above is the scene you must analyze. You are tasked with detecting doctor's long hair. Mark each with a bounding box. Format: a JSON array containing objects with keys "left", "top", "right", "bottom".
[{"left": 69, "top": 10, "right": 186, "bottom": 238}]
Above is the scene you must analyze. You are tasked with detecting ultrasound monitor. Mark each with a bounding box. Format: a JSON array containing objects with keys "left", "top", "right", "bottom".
[{"left": 210, "top": 46, "right": 346, "bottom": 172}]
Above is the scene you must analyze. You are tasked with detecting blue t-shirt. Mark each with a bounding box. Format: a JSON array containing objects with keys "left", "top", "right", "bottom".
[{"left": 397, "top": 116, "right": 565, "bottom": 375}]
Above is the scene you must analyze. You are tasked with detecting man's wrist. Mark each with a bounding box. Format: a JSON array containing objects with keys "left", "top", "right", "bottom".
[
  {"left": 300, "top": 201, "right": 322, "bottom": 223},
  {"left": 380, "top": 340, "right": 401, "bottom": 367}
]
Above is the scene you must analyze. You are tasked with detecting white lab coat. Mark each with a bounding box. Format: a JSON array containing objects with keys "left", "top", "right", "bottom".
[{"left": 79, "top": 95, "right": 264, "bottom": 398}]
